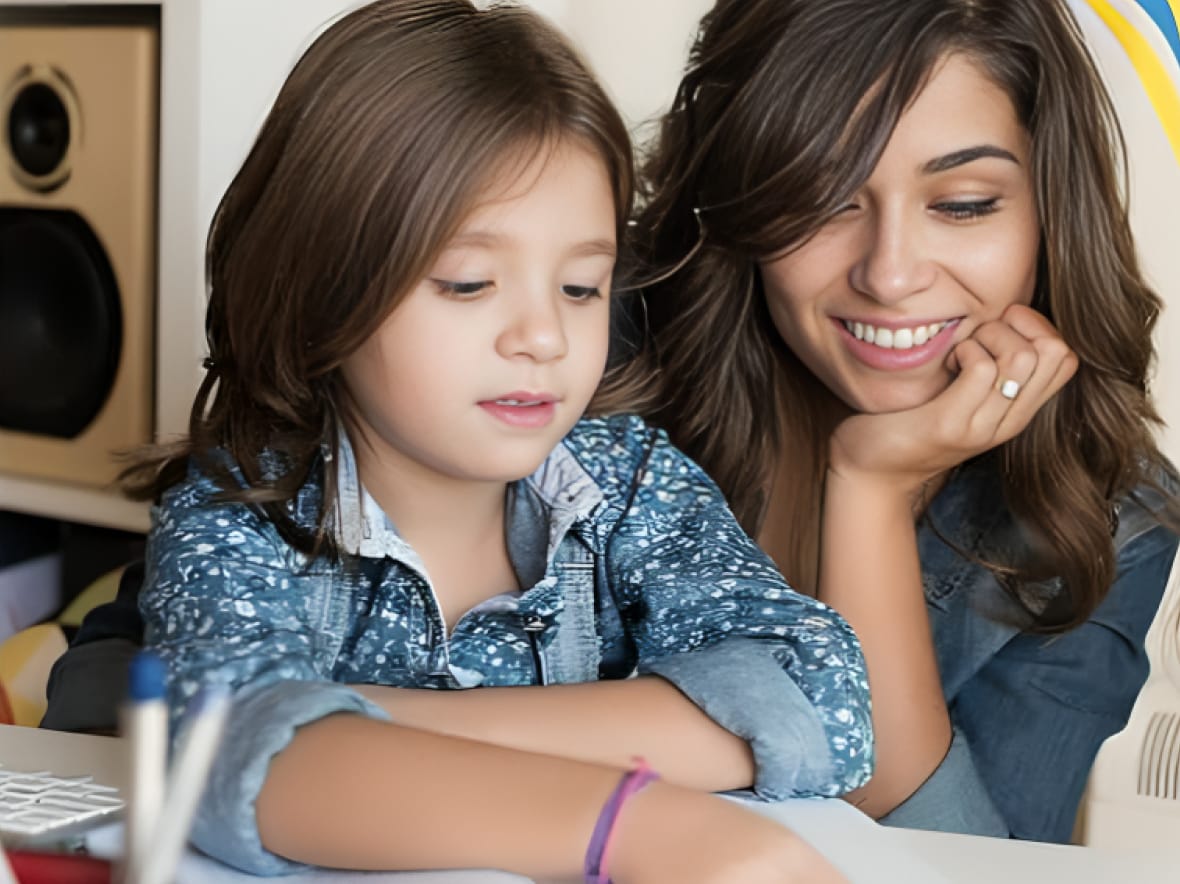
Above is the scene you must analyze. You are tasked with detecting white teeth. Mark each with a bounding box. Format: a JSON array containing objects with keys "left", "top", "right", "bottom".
[
  {"left": 496, "top": 399, "right": 543, "bottom": 406},
  {"left": 842, "top": 320, "right": 948, "bottom": 350}
]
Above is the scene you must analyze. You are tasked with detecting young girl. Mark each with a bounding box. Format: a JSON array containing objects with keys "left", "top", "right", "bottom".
[
  {"left": 125, "top": 0, "right": 870, "bottom": 879},
  {"left": 624, "top": 0, "right": 1179, "bottom": 842}
]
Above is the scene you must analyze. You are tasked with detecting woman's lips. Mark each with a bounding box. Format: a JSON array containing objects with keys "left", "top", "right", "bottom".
[{"left": 835, "top": 317, "right": 962, "bottom": 370}]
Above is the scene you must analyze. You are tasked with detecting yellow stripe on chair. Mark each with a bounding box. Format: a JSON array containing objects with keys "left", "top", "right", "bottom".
[
  {"left": 0, "top": 622, "right": 68, "bottom": 727},
  {"left": 1086, "top": 0, "right": 1180, "bottom": 164},
  {"left": 58, "top": 565, "right": 125, "bottom": 629}
]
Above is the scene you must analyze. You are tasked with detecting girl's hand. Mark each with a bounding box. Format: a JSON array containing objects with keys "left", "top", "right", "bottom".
[
  {"left": 610, "top": 782, "right": 847, "bottom": 883},
  {"left": 830, "top": 304, "right": 1078, "bottom": 504}
]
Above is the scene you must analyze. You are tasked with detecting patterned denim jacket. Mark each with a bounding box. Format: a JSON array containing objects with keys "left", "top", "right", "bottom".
[
  {"left": 141, "top": 415, "right": 873, "bottom": 875},
  {"left": 880, "top": 453, "right": 1179, "bottom": 842}
]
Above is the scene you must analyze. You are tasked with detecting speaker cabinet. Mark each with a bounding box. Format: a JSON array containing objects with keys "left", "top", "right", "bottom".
[{"left": 0, "top": 17, "right": 158, "bottom": 489}]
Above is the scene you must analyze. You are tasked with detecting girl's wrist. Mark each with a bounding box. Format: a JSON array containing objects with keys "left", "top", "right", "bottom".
[
  {"left": 584, "top": 760, "right": 660, "bottom": 884},
  {"left": 600, "top": 778, "right": 679, "bottom": 884}
]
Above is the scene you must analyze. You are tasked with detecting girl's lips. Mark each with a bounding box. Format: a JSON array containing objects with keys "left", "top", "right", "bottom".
[
  {"left": 834, "top": 317, "right": 962, "bottom": 371},
  {"left": 478, "top": 399, "right": 558, "bottom": 429}
]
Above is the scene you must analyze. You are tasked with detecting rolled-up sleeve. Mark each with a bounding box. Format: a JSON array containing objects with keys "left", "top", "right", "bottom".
[
  {"left": 606, "top": 428, "right": 874, "bottom": 799},
  {"left": 884, "top": 524, "right": 1178, "bottom": 841},
  {"left": 877, "top": 728, "right": 1006, "bottom": 836},
  {"left": 195, "top": 681, "right": 389, "bottom": 874},
  {"left": 141, "top": 479, "right": 389, "bottom": 875}
]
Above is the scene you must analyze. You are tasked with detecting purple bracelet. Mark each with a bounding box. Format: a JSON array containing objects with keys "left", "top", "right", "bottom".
[{"left": 584, "top": 759, "right": 660, "bottom": 884}]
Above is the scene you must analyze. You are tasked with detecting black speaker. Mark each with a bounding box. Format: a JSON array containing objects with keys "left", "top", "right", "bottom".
[{"left": 0, "top": 15, "right": 158, "bottom": 488}]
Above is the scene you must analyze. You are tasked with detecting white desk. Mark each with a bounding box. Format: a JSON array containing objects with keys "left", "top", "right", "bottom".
[
  {"left": 889, "top": 827, "right": 1179, "bottom": 883},
  {"left": 80, "top": 804, "right": 1180, "bottom": 884},
  {"left": 4, "top": 725, "right": 1178, "bottom": 883}
]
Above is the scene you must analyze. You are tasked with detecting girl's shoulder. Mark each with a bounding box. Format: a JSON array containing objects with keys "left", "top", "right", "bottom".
[
  {"left": 559, "top": 413, "right": 702, "bottom": 489},
  {"left": 150, "top": 451, "right": 312, "bottom": 558},
  {"left": 555, "top": 414, "right": 725, "bottom": 514},
  {"left": 562, "top": 412, "right": 659, "bottom": 460}
]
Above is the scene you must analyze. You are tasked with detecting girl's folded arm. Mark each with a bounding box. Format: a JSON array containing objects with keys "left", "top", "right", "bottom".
[
  {"left": 352, "top": 675, "right": 756, "bottom": 792},
  {"left": 257, "top": 714, "right": 631, "bottom": 877},
  {"left": 357, "top": 427, "right": 874, "bottom": 801},
  {"left": 609, "top": 429, "right": 874, "bottom": 799}
]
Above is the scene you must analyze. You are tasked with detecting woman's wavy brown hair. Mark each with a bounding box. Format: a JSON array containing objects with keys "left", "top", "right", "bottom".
[
  {"left": 121, "top": 0, "right": 633, "bottom": 557},
  {"left": 618, "top": 0, "right": 1178, "bottom": 628}
]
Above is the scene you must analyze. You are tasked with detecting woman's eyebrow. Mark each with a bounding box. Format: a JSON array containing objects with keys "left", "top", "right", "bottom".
[{"left": 922, "top": 144, "right": 1021, "bottom": 174}]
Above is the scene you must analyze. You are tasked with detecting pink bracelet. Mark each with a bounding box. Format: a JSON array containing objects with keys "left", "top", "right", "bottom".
[{"left": 584, "top": 759, "right": 660, "bottom": 884}]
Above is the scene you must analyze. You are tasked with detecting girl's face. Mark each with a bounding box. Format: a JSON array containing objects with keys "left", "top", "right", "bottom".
[
  {"left": 342, "top": 140, "right": 616, "bottom": 486},
  {"left": 759, "top": 53, "right": 1040, "bottom": 415}
]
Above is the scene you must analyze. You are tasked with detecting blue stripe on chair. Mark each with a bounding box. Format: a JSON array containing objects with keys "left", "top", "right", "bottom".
[{"left": 1134, "top": 1, "right": 1180, "bottom": 65}]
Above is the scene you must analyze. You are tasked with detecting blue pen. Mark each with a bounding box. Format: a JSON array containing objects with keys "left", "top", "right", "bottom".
[{"left": 122, "top": 651, "right": 168, "bottom": 884}]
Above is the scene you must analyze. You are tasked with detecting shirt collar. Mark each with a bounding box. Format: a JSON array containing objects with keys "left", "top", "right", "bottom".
[{"left": 331, "top": 428, "right": 604, "bottom": 572}]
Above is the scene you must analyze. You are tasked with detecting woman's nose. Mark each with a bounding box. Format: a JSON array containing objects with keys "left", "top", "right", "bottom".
[{"left": 848, "top": 209, "right": 937, "bottom": 305}]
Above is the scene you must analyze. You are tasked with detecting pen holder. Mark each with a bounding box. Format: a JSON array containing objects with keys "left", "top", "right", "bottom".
[{"left": 7, "top": 850, "right": 113, "bottom": 884}]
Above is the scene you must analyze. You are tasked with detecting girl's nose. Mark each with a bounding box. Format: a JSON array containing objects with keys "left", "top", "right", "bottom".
[{"left": 496, "top": 291, "right": 568, "bottom": 363}]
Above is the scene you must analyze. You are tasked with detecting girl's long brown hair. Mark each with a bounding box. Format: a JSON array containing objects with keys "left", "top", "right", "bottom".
[
  {"left": 621, "top": 0, "right": 1178, "bottom": 629},
  {"left": 121, "top": 0, "right": 633, "bottom": 557}
]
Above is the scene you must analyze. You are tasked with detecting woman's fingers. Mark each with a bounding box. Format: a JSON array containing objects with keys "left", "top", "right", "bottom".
[
  {"left": 961, "top": 320, "right": 1040, "bottom": 434},
  {"left": 999, "top": 302, "right": 1061, "bottom": 341},
  {"left": 963, "top": 313, "right": 1077, "bottom": 444}
]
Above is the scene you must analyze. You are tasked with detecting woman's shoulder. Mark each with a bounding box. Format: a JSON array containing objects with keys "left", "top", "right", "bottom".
[{"left": 1113, "top": 456, "right": 1179, "bottom": 557}]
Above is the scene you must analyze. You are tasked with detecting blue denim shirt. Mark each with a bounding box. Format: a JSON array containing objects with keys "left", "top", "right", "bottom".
[
  {"left": 879, "top": 454, "right": 1178, "bottom": 842},
  {"left": 141, "top": 415, "right": 873, "bottom": 875}
]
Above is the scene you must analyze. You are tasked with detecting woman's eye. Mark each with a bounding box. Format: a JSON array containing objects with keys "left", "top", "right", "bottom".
[
  {"left": 934, "top": 198, "right": 1000, "bottom": 221},
  {"left": 562, "top": 285, "right": 602, "bottom": 300},
  {"left": 432, "top": 279, "right": 490, "bottom": 298}
]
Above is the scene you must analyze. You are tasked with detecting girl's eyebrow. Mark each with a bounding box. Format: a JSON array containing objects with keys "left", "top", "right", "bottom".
[
  {"left": 448, "top": 231, "right": 616, "bottom": 258},
  {"left": 570, "top": 238, "right": 618, "bottom": 259},
  {"left": 922, "top": 144, "right": 1021, "bottom": 174}
]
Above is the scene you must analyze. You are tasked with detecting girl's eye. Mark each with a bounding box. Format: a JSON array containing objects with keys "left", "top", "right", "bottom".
[
  {"left": 432, "top": 279, "right": 490, "bottom": 298},
  {"left": 933, "top": 198, "right": 1000, "bottom": 221},
  {"left": 562, "top": 285, "right": 602, "bottom": 300}
]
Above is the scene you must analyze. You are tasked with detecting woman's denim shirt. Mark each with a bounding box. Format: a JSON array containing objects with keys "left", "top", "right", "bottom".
[
  {"left": 880, "top": 454, "right": 1179, "bottom": 843},
  {"left": 141, "top": 415, "right": 873, "bottom": 875}
]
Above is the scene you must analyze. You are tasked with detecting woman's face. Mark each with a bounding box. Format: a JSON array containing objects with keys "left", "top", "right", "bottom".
[{"left": 759, "top": 53, "right": 1040, "bottom": 415}]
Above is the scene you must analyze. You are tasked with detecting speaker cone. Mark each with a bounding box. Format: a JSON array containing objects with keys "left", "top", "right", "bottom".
[{"left": 0, "top": 208, "right": 121, "bottom": 439}]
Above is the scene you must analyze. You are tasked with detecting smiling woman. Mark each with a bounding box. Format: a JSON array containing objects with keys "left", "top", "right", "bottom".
[
  {"left": 758, "top": 54, "right": 1042, "bottom": 416},
  {"left": 618, "top": 0, "right": 1180, "bottom": 844}
]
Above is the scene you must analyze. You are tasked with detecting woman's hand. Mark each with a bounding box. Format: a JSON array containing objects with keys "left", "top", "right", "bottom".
[
  {"left": 611, "top": 783, "right": 847, "bottom": 884},
  {"left": 830, "top": 304, "right": 1078, "bottom": 504},
  {"left": 819, "top": 304, "right": 1076, "bottom": 817}
]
